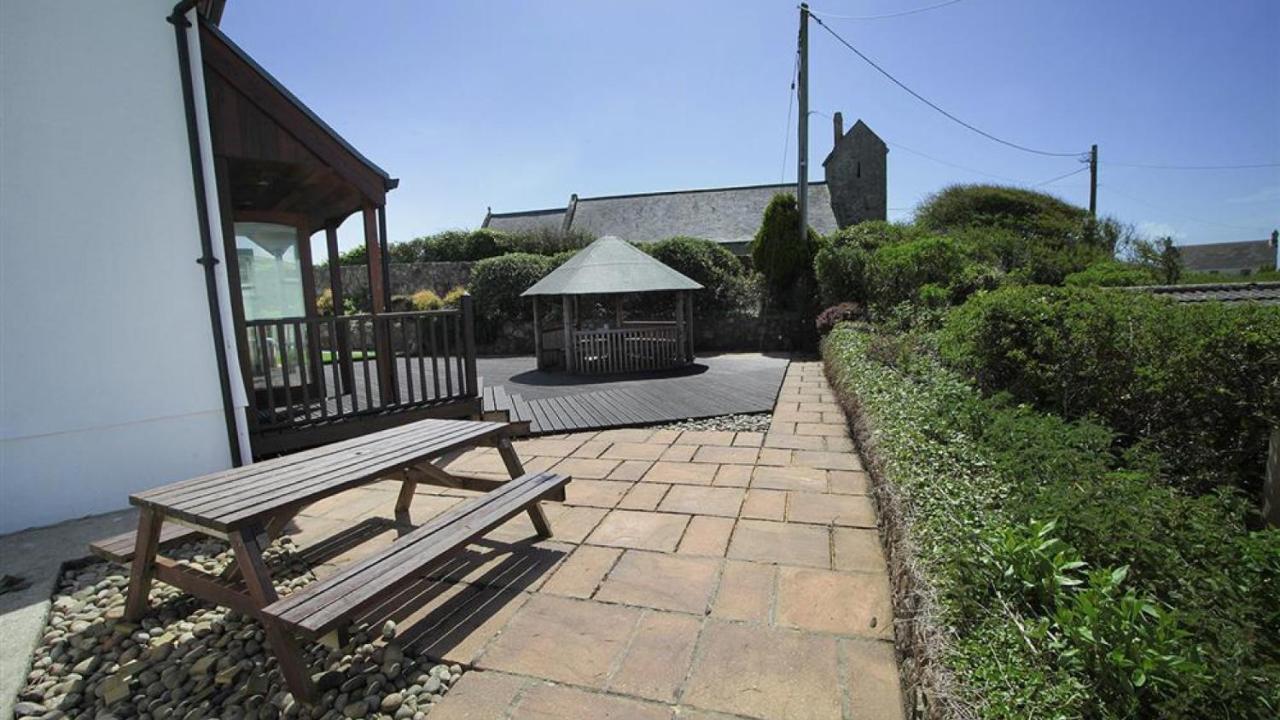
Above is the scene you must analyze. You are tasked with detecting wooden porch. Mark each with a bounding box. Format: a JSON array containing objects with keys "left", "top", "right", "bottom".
[{"left": 199, "top": 20, "right": 480, "bottom": 458}]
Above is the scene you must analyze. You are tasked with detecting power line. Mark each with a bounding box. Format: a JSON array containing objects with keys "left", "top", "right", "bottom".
[
  {"left": 807, "top": 0, "right": 966, "bottom": 21},
  {"left": 1102, "top": 160, "right": 1280, "bottom": 171},
  {"left": 1034, "top": 166, "right": 1089, "bottom": 187},
  {"left": 887, "top": 140, "right": 1022, "bottom": 183},
  {"left": 809, "top": 13, "right": 1085, "bottom": 159}
]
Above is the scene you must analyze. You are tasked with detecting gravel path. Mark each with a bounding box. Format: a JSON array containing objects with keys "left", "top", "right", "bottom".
[{"left": 15, "top": 538, "right": 460, "bottom": 720}]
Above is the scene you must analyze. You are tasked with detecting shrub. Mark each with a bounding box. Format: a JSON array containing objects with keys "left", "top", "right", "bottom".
[
  {"left": 390, "top": 228, "right": 592, "bottom": 264},
  {"left": 814, "top": 221, "right": 924, "bottom": 305},
  {"left": 868, "top": 236, "right": 970, "bottom": 306},
  {"left": 940, "top": 285, "right": 1280, "bottom": 495},
  {"left": 815, "top": 302, "right": 865, "bottom": 335},
  {"left": 467, "top": 253, "right": 558, "bottom": 340},
  {"left": 410, "top": 289, "right": 443, "bottom": 310},
  {"left": 822, "top": 324, "right": 1280, "bottom": 718},
  {"left": 316, "top": 288, "right": 356, "bottom": 316},
  {"left": 644, "top": 236, "right": 755, "bottom": 315},
  {"left": 1065, "top": 261, "right": 1158, "bottom": 287},
  {"left": 751, "top": 193, "right": 819, "bottom": 295},
  {"left": 915, "top": 183, "right": 1090, "bottom": 242}
]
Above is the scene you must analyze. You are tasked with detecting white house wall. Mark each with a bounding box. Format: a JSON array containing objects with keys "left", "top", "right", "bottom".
[{"left": 0, "top": 0, "right": 234, "bottom": 533}]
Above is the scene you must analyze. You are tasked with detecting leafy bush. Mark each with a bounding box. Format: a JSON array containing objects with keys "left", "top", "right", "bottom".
[
  {"left": 644, "top": 236, "right": 756, "bottom": 315},
  {"left": 940, "top": 285, "right": 1280, "bottom": 495},
  {"left": 915, "top": 183, "right": 1090, "bottom": 242},
  {"left": 467, "top": 253, "right": 558, "bottom": 340},
  {"left": 1065, "top": 261, "right": 1158, "bottom": 287},
  {"left": 388, "top": 228, "right": 592, "bottom": 264},
  {"left": 316, "top": 288, "right": 356, "bottom": 316},
  {"left": 815, "top": 302, "right": 865, "bottom": 335},
  {"left": 822, "top": 324, "right": 1280, "bottom": 718},
  {"left": 814, "top": 221, "right": 924, "bottom": 305},
  {"left": 751, "top": 193, "right": 819, "bottom": 295},
  {"left": 409, "top": 286, "right": 466, "bottom": 311},
  {"left": 869, "top": 236, "right": 971, "bottom": 306}
]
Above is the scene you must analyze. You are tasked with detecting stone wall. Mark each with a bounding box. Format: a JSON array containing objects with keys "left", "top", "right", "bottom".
[{"left": 316, "top": 262, "right": 474, "bottom": 303}]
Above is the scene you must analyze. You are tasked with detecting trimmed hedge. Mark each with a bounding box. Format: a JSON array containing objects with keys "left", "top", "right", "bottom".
[
  {"left": 823, "top": 323, "right": 1280, "bottom": 718},
  {"left": 939, "top": 285, "right": 1280, "bottom": 495},
  {"left": 643, "top": 236, "right": 758, "bottom": 315},
  {"left": 814, "top": 222, "right": 925, "bottom": 305},
  {"left": 467, "top": 253, "right": 563, "bottom": 341},
  {"left": 1065, "top": 261, "right": 1159, "bottom": 287}
]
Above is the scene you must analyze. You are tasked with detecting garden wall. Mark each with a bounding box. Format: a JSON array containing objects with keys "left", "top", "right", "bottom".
[{"left": 316, "top": 262, "right": 474, "bottom": 301}]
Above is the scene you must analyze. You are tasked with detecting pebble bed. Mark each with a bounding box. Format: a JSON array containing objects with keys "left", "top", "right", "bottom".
[
  {"left": 15, "top": 538, "right": 461, "bottom": 720},
  {"left": 658, "top": 412, "right": 771, "bottom": 433}
]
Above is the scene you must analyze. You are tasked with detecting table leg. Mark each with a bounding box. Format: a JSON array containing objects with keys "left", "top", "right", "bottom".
[
  {"left": 496, "top": 436, "right": 552, "bottom": 538},
  {"left": 229, "top": 524, "right": 316, "bottom": 702},
  {"left": 123, "top": 507, "right": 163, "bottom": 622},
  {"left": 394, "top": 470, "right": 417, "bottom": 526}
]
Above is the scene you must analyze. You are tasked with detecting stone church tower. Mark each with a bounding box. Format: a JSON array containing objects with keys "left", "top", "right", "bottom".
[{"left": 822, "top": 113, "right": 887, "bottom": 228}]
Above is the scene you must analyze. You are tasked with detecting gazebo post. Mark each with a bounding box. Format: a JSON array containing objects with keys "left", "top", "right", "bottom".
[
  {"left": 685, "top": 290, "right": 695, "bottom": 361},
  {"left": 532, "top": 296, "right": 542, "bottom": 370},
  {"left": 614, "top": 296, "right": 624, "bottom": 328},
  {"left": 675, "top": 292, "right": 685, "bottom": 363},
  {"left": 561, "top": 294, "right": 574, "bottom": 373}
]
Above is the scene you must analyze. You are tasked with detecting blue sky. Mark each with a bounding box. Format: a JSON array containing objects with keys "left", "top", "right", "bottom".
[{"left": 220, "top": 0, "right": 1279, "bottom": 252}]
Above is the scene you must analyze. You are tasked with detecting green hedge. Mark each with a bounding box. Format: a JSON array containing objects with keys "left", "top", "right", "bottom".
[
  {"left": 644, "top": 236, "right": 759, "bottom": 315},
  {"left": 369, "top": 228, "right": 592, "bottom": 265},
  {"left": 822, "top": 324, "right": 1280, "bottom": 718},
  {"left": 814, "top": 222, "right": 924, "bottom": 305},
  {"left": 939, "top": 285, "right": 1280, "bottom": 495},
  {"left": 467, "top": 252, "right": 563, "bottom": 341},
  {"left": 1065, "top": 261, "right": 1159, "bottom": 287}
]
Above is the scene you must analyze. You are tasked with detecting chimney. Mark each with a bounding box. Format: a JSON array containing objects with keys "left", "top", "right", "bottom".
[{"left": 832, "top": 111, "right": 844, "bottom": 148}]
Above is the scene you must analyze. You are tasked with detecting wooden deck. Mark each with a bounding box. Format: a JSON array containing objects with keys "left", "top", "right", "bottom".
[{"left": 478, "top": 354, "right": 787, "bottom": 435}]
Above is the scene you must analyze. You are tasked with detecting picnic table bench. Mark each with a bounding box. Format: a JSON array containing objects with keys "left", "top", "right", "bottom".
[{"left": 89, "top": 418, "right": 569, "bottom": 702}]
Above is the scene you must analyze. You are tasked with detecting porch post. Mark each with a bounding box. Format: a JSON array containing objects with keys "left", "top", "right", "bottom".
[
  {"left": 325, "top": 222, "right": 354, "bottom": 391},
  {"left": 532, "top": 296, "right": 543, "bottom": 370},
  {"left": 363, "top": 204, "right": 396, "bottom": 403},
  {"left": 561, "top": 295, "right": 574, "bottom": 373}
]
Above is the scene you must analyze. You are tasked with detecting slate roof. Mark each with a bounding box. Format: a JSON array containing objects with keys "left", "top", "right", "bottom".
[
  {"left": 521, "top": 237, "right": 703, "bottom": 296},
  {"left": 483, "top": 182, "right": 839, "bottom": 249},
  {"left": 1175, "top": 240, "right": 1276, "bottom": 273},
  {"left": 1128, "top": 282, "right": 1280, "bottom": 305}
]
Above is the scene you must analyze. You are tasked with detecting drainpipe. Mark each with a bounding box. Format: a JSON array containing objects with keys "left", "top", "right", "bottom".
[{"left": 169, "top": 0, "right": 253, "bottom": 466}]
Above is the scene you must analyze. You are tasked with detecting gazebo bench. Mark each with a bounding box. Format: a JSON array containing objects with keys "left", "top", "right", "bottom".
[{"left": 260, "top": 469, "right": 570, "bottom": 700}]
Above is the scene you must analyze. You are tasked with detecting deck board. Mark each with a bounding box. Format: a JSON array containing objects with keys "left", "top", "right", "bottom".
[{"left": 480, "top": 358, "right": 786, "bottom": 435}]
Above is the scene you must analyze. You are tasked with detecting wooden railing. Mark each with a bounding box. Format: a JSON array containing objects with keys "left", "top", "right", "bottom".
[
  {"left": 243, "top": 297, "right": 477, "bottom": 431},
  {"left": 570, "top": 323, "right": 683, "bottom": 374}
]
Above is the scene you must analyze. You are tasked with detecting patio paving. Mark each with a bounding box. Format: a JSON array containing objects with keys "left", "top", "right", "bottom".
[
  {"left": 286, "top": 360, "right": 903, "bottom": 719},
  {"left": 1, "top": 360, "right": 902, "bottom": 719}
]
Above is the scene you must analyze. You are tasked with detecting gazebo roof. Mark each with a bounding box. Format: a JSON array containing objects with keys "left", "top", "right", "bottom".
[{"left": 521, "top": 237, "right": 703, "bottom": 296}]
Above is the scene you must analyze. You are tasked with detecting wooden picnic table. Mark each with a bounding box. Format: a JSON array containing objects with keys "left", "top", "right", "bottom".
[{"left": 92, "top": 417, "right": 569, "bottom": 702}]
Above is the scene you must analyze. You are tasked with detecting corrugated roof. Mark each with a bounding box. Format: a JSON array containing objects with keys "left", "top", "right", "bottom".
[
  {"left": 1128, "top": 281, "right": 1280, "bottom": 305},
  {"left": 483, "top": 182, "right": 838, "bottom": 247},
  {"left": 521, "top": 237, "right": 703, "bottom": 296}
]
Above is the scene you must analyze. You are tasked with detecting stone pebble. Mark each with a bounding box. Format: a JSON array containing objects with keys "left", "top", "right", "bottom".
[{"left": 17, "top": 538, "right": 464, "bottom": 720}]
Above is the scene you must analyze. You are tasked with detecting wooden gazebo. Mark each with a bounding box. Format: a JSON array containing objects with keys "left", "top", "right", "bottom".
[{"left": 522, "top": 237, "right": 703, "bottom": 374}]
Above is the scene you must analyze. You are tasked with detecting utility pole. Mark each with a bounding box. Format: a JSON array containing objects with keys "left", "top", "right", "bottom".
[
  {"left": 1088, "top": 143, "right": 1098, "bottom": 218},
  {"left": 797, "top": 3, "right": 809, "bottom": 241}
]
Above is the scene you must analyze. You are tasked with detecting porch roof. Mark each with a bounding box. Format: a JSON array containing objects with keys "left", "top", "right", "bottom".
[{"left": 521, "top": 237, "right": 703, "bottom": 297}]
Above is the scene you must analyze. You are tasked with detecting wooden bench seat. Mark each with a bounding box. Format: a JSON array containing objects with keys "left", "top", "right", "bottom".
[
  {"left": 262, "top": 470, "right": 570, "bottom": 641},
  {"left": 90, "top": 524, "right": 202, "bottom": 564}
]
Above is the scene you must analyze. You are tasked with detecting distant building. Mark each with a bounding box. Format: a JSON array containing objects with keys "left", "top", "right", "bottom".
[
  {"left": 482, "top": 116, "right": 888, "bottom": 255},
  {"left": 824, "top": 113, "right": 888, "bottom": 227},
  {"left": 1176, "top": 234, "right": 1278, "bottom": 275}
]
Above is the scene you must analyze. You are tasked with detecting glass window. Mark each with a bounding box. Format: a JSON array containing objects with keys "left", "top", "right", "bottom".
[{"left": 234, "top": 222, "right": 304, "bottom": 321}]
